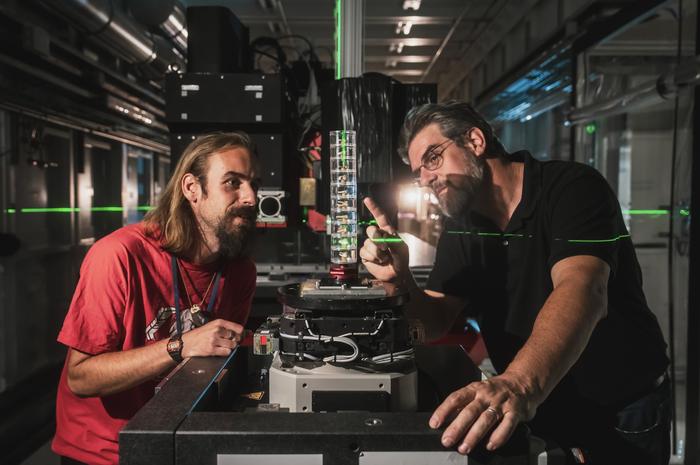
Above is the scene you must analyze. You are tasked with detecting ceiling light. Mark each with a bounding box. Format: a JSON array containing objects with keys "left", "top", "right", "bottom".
[
  {"left": 389, "top": 42, "right": 405, "bottom": 54},
  {"left": 402, "top": 0, "right": 421, "bottom": 11},
  {"left": 395, "top": 21, "right": 413, "bottom": 35}
]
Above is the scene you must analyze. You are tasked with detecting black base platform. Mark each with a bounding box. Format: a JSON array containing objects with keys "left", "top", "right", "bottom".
[{"left": 119, "top": 345, "right": 563, "bottom": 465}]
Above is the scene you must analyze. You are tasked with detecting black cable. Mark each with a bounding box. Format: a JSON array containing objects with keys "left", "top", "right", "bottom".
[
  {"left": 253, "top": 48, "right": 284, "bottom": 67},
  {"left": 277, "top": 34, "right": 319, "bottom": 62},
  {"left": 251, "top": 37, "right": 288, "bottom": 65},
  {"left": 280, "top": 45, "right": 302, "bottom": 61}
]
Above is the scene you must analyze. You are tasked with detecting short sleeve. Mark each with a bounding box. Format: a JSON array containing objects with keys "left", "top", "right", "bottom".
[
  {"left": 547, "top": 169, "right": 624, "bottom": 275},
  {"left": 426, "top": 223, "right": 471, "bottom": 297},
  {"left": 57, "top": 237, "right": 130, "bottom": 354}
]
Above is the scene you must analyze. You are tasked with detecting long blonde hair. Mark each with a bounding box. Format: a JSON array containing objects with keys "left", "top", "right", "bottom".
[{"left": 143, "top": 132, "right": 258, "bottom": 256}]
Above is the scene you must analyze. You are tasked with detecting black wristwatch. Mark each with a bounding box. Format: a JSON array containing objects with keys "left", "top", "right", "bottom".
[{"left": 167, "top": 334, "right": 184, "bottom": 363}]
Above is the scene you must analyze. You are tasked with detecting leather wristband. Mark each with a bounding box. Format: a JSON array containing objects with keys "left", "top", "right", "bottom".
[{"left": 166, "top": 334, "right": 184, "bottom": 363}]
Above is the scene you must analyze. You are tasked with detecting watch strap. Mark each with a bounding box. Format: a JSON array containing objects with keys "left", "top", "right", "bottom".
[{"left": 167, "top": 334, "right": 184, "bottom": 363}]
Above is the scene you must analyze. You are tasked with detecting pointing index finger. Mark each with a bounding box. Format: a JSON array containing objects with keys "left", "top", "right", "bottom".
[{"left": 363, "top": 197, "right": 396, "bottom": 234}]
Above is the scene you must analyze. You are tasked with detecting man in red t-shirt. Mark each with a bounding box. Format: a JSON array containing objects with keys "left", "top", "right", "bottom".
[{"left": 52, "top": 132, "right": 261, "bottom": 465}]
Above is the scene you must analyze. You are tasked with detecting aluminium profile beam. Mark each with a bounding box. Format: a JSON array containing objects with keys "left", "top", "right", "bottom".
[{"left": 336, "top": 0, "right": 365, "bottom": 78}]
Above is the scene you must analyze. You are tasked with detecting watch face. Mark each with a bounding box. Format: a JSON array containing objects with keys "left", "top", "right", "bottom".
[{"left": 168, "top": 339, "right": 182, "bottom": 351}]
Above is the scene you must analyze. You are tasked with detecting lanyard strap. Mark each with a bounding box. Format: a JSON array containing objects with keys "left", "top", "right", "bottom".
[
  {"left": 207, "top": 269, "right": 223, "bottom": 313},
  {"left": 171, "top": 255, "right": 223, "bottom": 336},
  {"left": 171, "top": 255, "right": 182, "bottom": 336}
]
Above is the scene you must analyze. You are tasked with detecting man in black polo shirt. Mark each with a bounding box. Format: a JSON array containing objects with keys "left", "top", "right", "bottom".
[{"left": 359, "top": 101, "right": 670, "bottom": 464}]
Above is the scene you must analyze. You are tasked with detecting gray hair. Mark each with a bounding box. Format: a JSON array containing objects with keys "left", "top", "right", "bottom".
[{"left": 398, "top": 100, "right": 506, "bottom": 164}]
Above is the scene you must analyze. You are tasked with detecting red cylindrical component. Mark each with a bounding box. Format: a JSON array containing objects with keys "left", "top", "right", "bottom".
[{"left": 329, "top": 263, "right": 358, "bottom": 281}]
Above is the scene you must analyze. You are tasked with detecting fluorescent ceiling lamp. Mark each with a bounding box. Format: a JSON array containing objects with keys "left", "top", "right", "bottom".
[
  {"left": 389, "top": 42, "right": 405, "bottom": 53},
  {"left": 396, "top": 21, "right": 413, "bottom": 35},
  {"left": 402, "top": 0, "right": 421, "bottom": 11}
]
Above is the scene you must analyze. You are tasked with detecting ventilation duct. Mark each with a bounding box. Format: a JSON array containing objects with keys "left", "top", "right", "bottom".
[
  {"left": 566, "top": 57, "right": 700, "bottom": 125},
  {"left": 38, "top": 0, "right": 184, "bottom": 74},
  {"left": 126, "top": 0, "right": 187, "bottom": 55}
]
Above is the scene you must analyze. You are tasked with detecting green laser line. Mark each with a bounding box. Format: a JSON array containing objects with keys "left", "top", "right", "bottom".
[
  {"left": 448, "top": 231, "right": 528, "bottom": 238},
  {"left": 21, "top": 207, "right": 79, "bottom": 213},
  {"left": 371, "top": 237, "right": 404, "bottom": 243},
  {"left": 564, "top": 234, "right": 631, "bottom": 243},
  {"left": 623, "top": 209, "right": 669, "bottom": 215},
  {"left": 5, "top": 206, "right": 154, "bottom": 214},
  {"left": 335, "top": 0, "right": 341, "bottom": 80},
  {"left": 341, "top": 129, "right": 346, "bottom": 164},
  {"left": 448, "top": 230, "right": 631, "bottom": 244}
]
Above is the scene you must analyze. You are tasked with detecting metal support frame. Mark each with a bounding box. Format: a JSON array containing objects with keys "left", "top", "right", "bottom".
[
  {"left": 684, "top": 7, "right": 700, "bottom": 463},
  {"left": 570, "top": 0, "right": 669, "bottom": 56}
]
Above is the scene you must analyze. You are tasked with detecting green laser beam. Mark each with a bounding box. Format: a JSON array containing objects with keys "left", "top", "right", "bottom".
[
  {"left": 623, "top": 209, "right": 669, "bottom": 215},
  {"left": 371, "top": 237, "right": 404, "bottom": 243},
  {"left": 448, "top": 230, "right": 632, "bottom": 244},
  {"left": 21, "top": 207, "right": 79, "bottom": 213},
  {"left": 4, "top": 206, "right": 154, "bottom": 214},
  {"left": 564, "top": 234, "right": 631, "bottom": 243},
  {"left": 335, "top": 0, "right": 341, "bottom": 80},
  {"left": 448, "top": 231, "right": 529, "bottom": 238},
  {"left": 341, "top": 129, "right": 347, "bottom": 164}
]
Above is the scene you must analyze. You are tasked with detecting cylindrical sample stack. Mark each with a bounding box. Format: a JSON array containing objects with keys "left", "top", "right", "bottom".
[{"left": 329, "top": 130, "right": 357, "bottom": 277}]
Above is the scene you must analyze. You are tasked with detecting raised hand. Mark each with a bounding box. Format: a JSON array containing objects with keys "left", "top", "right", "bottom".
[{"left": 359, "top": 197, "right": 409, "bottom": 282}]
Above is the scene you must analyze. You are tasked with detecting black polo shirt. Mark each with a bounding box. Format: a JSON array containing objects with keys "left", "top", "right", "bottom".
[{"left": 426, "top": 151, "right": 668, "bottom": 419}]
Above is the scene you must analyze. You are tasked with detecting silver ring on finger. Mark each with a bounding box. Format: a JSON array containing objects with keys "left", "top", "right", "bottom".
[{"left": 485, "top": 406, "right": 502, "bottom": 422}]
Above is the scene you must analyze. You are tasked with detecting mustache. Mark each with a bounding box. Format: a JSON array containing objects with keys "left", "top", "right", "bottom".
[
  {"left": 430, "top": 179, "right": 452, "bottom": 193},
  {"left": 225, "top": 206, "right": 257, "bottom": 221}
]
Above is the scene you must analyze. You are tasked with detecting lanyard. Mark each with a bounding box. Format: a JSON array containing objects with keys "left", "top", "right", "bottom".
[{"left": 171, "top": 255, "right": 223, "bottom": 336}]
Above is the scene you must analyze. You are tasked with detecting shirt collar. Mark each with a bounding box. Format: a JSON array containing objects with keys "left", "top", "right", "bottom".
[{"left": 505, "top": 150, "right": 542, "bottom": 232}]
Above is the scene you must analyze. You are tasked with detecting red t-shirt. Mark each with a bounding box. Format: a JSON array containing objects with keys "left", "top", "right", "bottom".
[{"left": 51, "top": 223, "right": 256, "bottom": 465}]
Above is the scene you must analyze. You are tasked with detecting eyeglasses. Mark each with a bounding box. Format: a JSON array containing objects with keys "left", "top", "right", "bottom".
[
  {"left": 411, "top": 139, "right": 455, "bottom": 184},
  {"left": 411, "top": 128, "right": 474, "bottom": 183}
]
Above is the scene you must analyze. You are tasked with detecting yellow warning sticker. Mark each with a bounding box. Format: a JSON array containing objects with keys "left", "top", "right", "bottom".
[{"left": 241, "top": 391, "right": 265, "bottom": 401}]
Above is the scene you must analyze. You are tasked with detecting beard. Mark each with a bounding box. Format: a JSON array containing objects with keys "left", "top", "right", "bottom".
[
  {"left": 214, "top": 205, "right": 257, "bottom": 260},
  {"left": 433, "top": 151, "right": 486, "bottom": 219}
]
